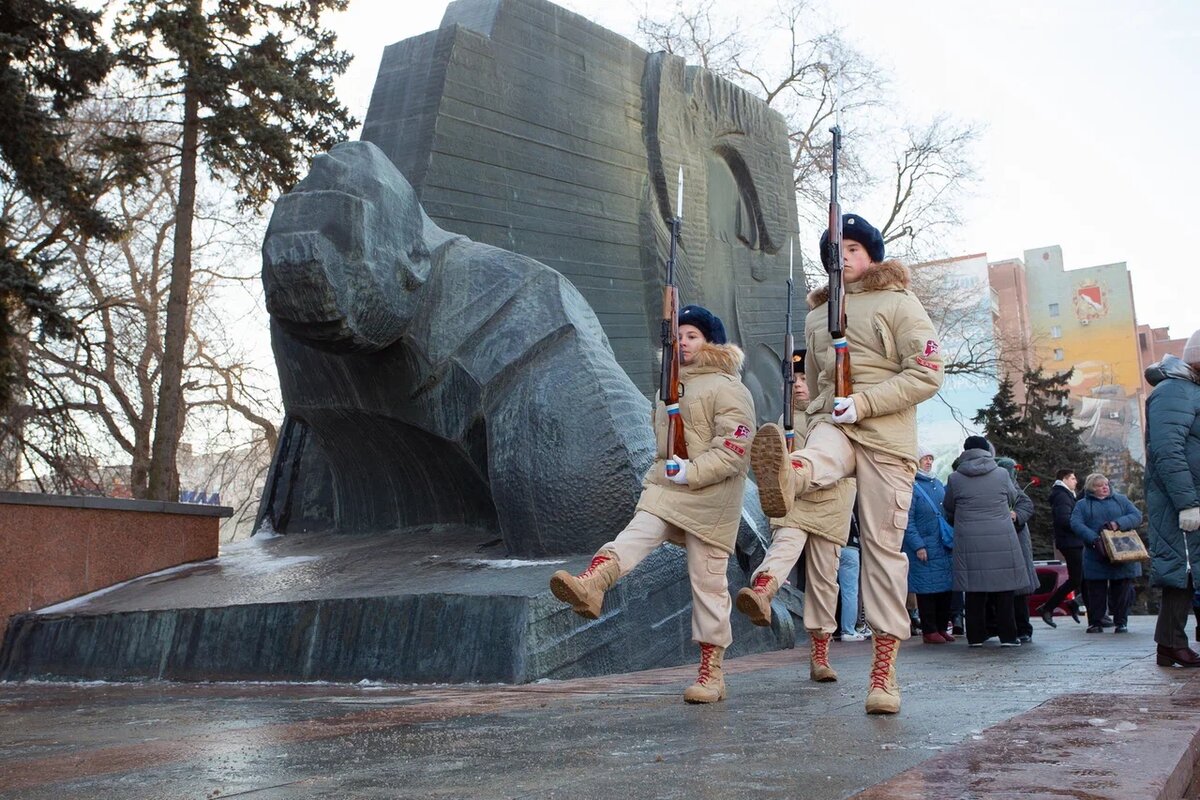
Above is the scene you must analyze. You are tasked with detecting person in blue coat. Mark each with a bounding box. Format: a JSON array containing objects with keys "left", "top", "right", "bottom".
[
  {"left": 1145, "top": 336, "right": 1200, "bottom": 668},
  {"left": 1070, "top": 473, "right": 1143, "bottom": 633},
  {"left": 903, "top": 446, "right": 954, "bottom": 643}
]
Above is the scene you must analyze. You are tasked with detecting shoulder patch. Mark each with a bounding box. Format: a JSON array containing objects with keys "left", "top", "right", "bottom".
[{"left": 916, "top": 356, "right": 940, "bottom": 371}]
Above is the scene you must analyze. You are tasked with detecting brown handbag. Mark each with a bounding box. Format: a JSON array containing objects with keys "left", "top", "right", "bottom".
[{"left": 1100, "top": 529, "right": 1149, "bottom": 563}]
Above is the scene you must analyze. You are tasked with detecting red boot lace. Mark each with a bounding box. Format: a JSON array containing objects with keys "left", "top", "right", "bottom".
[
  {"left": 812, "top": 634, "right": 830, "bottom": 666},
  {"left": 696, "top": 643, "right": 715, "bottom": 684},
  {"left": 751, "top": 573, "right": 773, "bottom": 594},
  {"left": 869, "top": 636, "right": 899, "bottom": 690},
  {"left": 578, "top": 554, "right": 612, "bottom": 579}
]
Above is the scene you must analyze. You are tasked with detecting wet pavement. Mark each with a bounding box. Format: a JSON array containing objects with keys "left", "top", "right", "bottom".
[{"left": 2, "top": 615, "right": 1197, "bottom": 799}]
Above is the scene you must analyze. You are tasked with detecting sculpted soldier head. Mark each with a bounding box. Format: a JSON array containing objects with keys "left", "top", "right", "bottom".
[{"left": 262, "top": 142, "right": 438, "bottom": 353}]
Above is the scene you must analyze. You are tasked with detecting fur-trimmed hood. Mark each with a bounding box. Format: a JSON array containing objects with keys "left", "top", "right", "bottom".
[
  {"left": 683, "top": 342, "right": 744, "bottom": 377},
  {"left": 806, "top": 259, "right": 912, "bottom": 309}
]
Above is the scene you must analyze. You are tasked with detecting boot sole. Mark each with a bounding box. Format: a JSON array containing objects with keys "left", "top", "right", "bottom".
[
  {"left": 735, "top": 588, "right": 772, "bottom": 626},
  {"left": 811, "top": 671, "right": 838, "bottom": 683},
  {"left": 866, "top": 702, "right": 901, "bottom": 715},
  {"left": 1158, "top": 654, "right": 1200, "bottom": 668},
  {"left": 549, "top": 572, "right": 600, "bottom": 619},
  {"left": 683, "top": 691, "right": 727, "bottom": 704},
  {"left": 751, "top": 424, "right": 791, "bottom": 518}
]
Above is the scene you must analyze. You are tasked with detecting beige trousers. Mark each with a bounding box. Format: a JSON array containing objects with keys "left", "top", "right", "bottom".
[
  {"left": 789, "top": 423, "right": 916, "bottom": 639},
  {"left": 599, "top": 510, "right": 732, "bottom": 648},
  {"left": 754, "top": 527, "right": 841, "bottom": 634}
]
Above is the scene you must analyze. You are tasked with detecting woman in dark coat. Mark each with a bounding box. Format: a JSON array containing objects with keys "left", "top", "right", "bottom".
[
  {"left": 1145, "top": 340, "right": 1200, "bottom": 667},
  {"left": 943, "top": 436, "right": 1029, "bottom": 647},
  {"left": 1070, "top": 473, "right": 1143, "bottom": 633}
]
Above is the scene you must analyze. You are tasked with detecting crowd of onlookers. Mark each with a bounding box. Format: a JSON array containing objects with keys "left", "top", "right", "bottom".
[
  {"left": 825, "top": 329, "right": 1200, "bottom": 668},
  {"left": 827, "top": 436, "right": 1143, "bottom": 648}
]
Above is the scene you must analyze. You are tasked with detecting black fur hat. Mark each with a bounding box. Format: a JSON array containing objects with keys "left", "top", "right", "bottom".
[
  {"left": 678, "top": 304, "right": 727, "bottom": 344},
  {"left": 819, "top": 213, "right": 886, "bottom": 269}
]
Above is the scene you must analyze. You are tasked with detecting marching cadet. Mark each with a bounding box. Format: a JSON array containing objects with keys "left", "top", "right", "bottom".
[
  {"left": 751, "top": 214, "right": 944, "bottom": 714},
  {"left": 735, "top": 349, "right": 856, "bottom": 684},
  {"left": 549, "top": 305, "right": 755, "bottom": 704}
]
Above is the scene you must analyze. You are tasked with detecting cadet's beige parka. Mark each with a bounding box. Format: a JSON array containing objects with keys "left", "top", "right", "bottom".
[
  {"left": 636, "top": 343, "right": 755, "bottom": 553},
  {"left": 803, "top": 259, "right": 944, "bottom": 465}
]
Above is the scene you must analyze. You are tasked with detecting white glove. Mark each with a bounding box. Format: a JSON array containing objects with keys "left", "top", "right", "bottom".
[
  {"left": 667, "top": 457, "right": 690, "bottom": 485},
  {"left": 832, "top": 396, "right": 858, "bottom": 425},
  {"left": 1181, "top": 507, "right": 1200, "bottom": 532}
]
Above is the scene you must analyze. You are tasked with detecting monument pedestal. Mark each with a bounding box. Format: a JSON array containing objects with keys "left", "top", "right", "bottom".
[{"left": 1, "top": 528, "right": 791, "bottom": 684}]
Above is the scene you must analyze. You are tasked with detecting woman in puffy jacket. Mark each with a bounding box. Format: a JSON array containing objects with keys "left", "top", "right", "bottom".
[
  {"left": 1145, "top": 336, "right": 1200, "bottom": 668},
  {"left": 1070, "top": 473, "right": 1143, "bottom": 634},
  {"left": 903, "top": 446, "right": 954, "bottom": 643}
]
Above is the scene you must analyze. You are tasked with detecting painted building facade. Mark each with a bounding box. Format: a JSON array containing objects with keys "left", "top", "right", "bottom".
[{"left": 990, "top": 246, "right": 1147, "bottom": 475}]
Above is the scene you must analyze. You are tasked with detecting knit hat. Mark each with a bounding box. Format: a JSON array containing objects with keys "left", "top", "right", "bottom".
[
  {"left": 963, "top": 435, "right": 993, "bottom": 454},
  {"left": 918, "top": 444, "right": 935, "bottom": 461},
  {"left": 678, "top": 304, "right": 727, "bottom": 344},
  {"left": 1184, "top": 329, "right": 1200, "bottom": 365},
  {"left": 792, "top": 347, "right": 806, "bottom": 373},
  {"left": 819, "top": 213, "right": 885, "bottom": 269}
]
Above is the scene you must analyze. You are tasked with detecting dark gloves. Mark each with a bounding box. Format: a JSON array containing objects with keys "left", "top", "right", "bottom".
[{"left": 1105, "top": 520, "right": 1121, "bottom": 531}]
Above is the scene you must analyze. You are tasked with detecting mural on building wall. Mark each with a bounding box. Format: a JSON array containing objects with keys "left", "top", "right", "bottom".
[
  {"left": 1057, "top": 276, "right": 1144, "bottom": 467},
  {"left": 1073, "top": 281, "right": 1108, "bottom": 322},
  {"left": 1016, "top": 252, "right": 1145, "bottom": 481}
]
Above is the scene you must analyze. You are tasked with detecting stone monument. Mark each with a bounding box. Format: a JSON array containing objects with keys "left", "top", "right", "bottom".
[{"left": 1, "top": 0, "right": 807, "bottom": 684}]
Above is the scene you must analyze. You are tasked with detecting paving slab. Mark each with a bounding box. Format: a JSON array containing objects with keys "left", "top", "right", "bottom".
[{"left": 1, "top": 616, "right": 1196, "bottom": 799}]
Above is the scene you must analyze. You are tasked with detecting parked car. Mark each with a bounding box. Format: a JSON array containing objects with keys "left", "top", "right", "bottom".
[{"left": 1026, "top": 560, "right": 1076, "bottom": 616}]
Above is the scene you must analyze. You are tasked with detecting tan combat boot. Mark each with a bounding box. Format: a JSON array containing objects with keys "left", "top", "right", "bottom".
[
  {"left": 750, "top": 423, "right": 797, "bottom": 518},
  {"left": 549, "top": 552, "right": 620, "bottom": 619},
  {"left": 683, "top": 643, "right": 726, "bottom": 704},
  {"left": 809, "top": 630, "right": 838, "bottom": 682},
  {"left": 735, "top": 572, "right": 778, "bottom": 627},
  {"left": 864, "top": 633, "right": 901, "bottom": 714}
]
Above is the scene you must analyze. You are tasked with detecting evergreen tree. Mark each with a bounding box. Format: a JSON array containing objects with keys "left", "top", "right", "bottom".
[
  {"left": 975, "top": 367, "right": 1095, "bottom": 556},
  {"left": 113, "top": 0, "right": 355, "bottom": 500},
  {"left": 0, "top": 0, "right": 117, "bottom": 409},
  {"left": 971, "top": 376, "right": 1022, "bottom": 457}
]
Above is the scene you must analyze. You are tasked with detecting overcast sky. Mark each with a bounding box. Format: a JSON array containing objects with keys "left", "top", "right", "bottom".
[{"left": 325, "top": 0, "right": 1197, "bottom": 340}]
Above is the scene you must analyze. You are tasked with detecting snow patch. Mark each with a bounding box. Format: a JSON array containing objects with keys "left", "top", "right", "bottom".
[
  {"left": 449, "top": 558, "right": 568, "bottom": 569},
  {"left": 37, "top": 561, "right": 213, "bottom": 614}
]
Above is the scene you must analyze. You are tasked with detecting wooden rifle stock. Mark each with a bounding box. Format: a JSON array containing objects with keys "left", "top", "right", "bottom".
[{"left": 827, "top": 126, "right": 853, "bottom": 401}]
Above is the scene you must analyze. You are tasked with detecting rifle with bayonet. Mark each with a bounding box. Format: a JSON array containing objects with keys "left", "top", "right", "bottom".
[
  {"left": 660, "top": 167, "right": 688, "bottom": 477},
  {"left": 782, "top": 238, "right": 796, "bottom": 451},
  {"left": 826, "top": 126, "right": 853, "bottom": 402}
]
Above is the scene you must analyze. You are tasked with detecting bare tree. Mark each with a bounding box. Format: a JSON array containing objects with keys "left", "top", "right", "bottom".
[
  {"left": 634, "top": 1, "right": 980, "bottom": 261},
  {"left": 0, "top": 94, "right": 278, "bottom": 506},
  {"left": 637, "top": 0, "right": 883, "bottom": 229},
  {"left": 876, "top": 116, "right": 981, "bottom": 263}
]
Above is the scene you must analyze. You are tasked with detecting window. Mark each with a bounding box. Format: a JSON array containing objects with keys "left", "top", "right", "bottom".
[
  {"left": 1051, "top": 325, "right": 1062, "bottom": 339},
  {"left": 1054, "top": 348, "right": 1065, "bottom": 361},
  {"left": 1049, "top": 302, "right": 1060, "bottom": 317}
]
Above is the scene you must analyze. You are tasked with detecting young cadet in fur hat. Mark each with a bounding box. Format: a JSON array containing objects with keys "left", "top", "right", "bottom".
[
  {"left": 735, "top": 348, "right": 857, "bottom": 684},
  {"left": 750, "top": 213, "right": 944, "bottom": 714},
  {"left": 550, "top": 304, "right": 755, "bottom": 704}
]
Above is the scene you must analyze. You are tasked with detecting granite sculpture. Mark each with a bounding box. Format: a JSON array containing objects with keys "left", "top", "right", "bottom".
[{"left": 258, "top": 0, "right": 803, "bottom": 555}]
